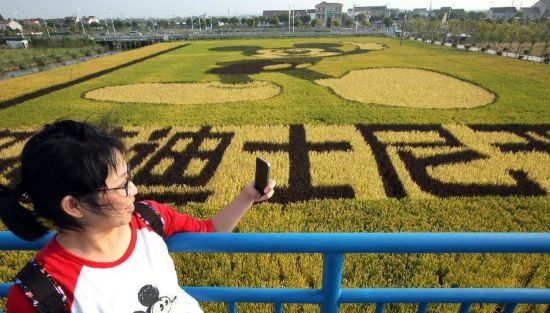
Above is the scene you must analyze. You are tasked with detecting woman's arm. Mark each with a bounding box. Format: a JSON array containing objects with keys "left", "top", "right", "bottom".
[{"left": 211, "top": 180, "right": 276, "bottom": 233}]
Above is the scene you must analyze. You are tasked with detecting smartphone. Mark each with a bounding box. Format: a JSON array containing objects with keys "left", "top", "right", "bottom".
[{"left": 254, "top": 157, "right": 270, "bottom": 196}]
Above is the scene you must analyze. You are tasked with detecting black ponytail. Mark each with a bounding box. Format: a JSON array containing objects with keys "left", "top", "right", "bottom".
[
  {"left": 0, "top": 184, "right": 49, "bottom": 241},
  {"left": 0, "top": 120, "right": 126, "bottom": 240}
]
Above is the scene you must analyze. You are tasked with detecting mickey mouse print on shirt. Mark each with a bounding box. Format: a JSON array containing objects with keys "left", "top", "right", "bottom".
[{"left": 133, "top": 284, "right": 177, "bottom": 313}]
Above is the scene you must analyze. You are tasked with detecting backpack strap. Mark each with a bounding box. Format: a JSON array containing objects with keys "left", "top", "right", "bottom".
[
  {"left": 14, "top": 260, "right": 68, "bottom": 313},
  {"left": 134, "top": 201, "right": 166, "bottom": 239}
]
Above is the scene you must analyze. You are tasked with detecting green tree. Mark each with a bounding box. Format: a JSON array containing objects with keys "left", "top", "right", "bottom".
[
  {"left": 343, "top": 16, "right": 354, "bottom": 27},
  {"left": 246, "top": 18, "right": 256, "bottom": 28},
  {"left": 229, "top": 17, "right": 239, "bottom": 25},
  {"left": 270, "top": 16, "right": 280, "bottom": 26},
  {"left": 300, "top": 15, "right": 311, "bottom": 25},
  {"left": 384, "top": 16, "right": 393, "bottom": 28},
  {"left": 240, "top": 18, "right": 247, "bottom": 25},
  {"left": 526, "top": 22, "right": 544, "bottom": 56},
  {"left": 361, "top": 19, "right": 370, "bottom": 29},
  {"left": 356, "top": 13, "right": 367, "bottom": 23},
  {"left": 332, "top": 19, "right": 341, "bottom": 28},
  {"left": 294, "top": 18, "right": 302, "bottom": 28},
  {"left": 515, "top": 24, "right": 529, "bottom": 55},
  {"left": 311, "top": 18, "right": 321, "bottom": 28}
]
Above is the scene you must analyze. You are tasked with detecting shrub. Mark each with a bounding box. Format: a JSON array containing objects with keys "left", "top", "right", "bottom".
[
  {"left": 464, "top": 45, "right": 471, "bottom": 50},
  {"left": 451, "top": 43, "right": 457, "bottom": 48},
  {"left": 503, "top": 47, "right": 509, "bottom": 52},
  {"left": 544, "top": 57, "right": 549, "bottom": 64},
  {"left": 440, "top": 42, "right": 445, "bottom": 46},
  {"left": 481, "top": 47, "right": 487, "bottom": 52},
  {"left": 496, "top": 51, "right": 503, "bottom": 56},
  {"left": 518, "top": 55, "right": 525, "bottom": 60},
  {"left": 32, "top": 55, "right": 48, "bottom": 66},
  {"left": 523, "top": 49, "right": 530, "bottom": 55}
]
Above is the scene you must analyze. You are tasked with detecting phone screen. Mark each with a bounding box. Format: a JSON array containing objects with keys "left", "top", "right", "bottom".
[{"left": 255, "top": 157, "right": 270, "bottom": 195}]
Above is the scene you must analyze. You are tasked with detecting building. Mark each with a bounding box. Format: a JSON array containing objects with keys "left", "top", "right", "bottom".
[
  {"left": 521, "top": 7, "right": 542, "bottom": 19},
  {"left": 263, "top": 10, "right": 287, "bottom": 19},
  {"left": 348, "top": 6, "right": 388, "bottom": 19},
  {"left": 411, "top": 8, "right": 428, "bottom": 17},
  {"left": 81, "top": 16, "right": 100, "bottom": 25},
  {"left": 0, "top": 20, "right": 23, "bottom": 32},
  {"left": 532, "top": 0, "right": 550, "bottom": 16},
  {"left": 488, "top": 7, "right": 518, "bottom": 20},
  {"left": 23, "top": 19, "right": 41, "bottom": 25},
  {"left": 307, "top": 9, "right": 317, "bottom": 20},
  {"left": 315, "top": 2, "right": 343, "bottom": 24}
]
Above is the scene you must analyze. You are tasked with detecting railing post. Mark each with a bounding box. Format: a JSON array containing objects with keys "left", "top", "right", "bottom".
[
  {"left": 227, "top": 301, "right": 236, "bottom": 313},
  {"left": 320, "top": 253, "right": 344, "bottom": 313}
]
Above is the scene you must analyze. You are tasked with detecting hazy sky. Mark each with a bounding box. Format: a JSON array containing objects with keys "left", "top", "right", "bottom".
[{"left": 1, "top": 0, "right": 539, "bottom": 19}]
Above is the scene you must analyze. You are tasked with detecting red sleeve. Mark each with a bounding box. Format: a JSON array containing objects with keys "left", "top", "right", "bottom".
[
  {"left": 142, "top": 200, "right": 214, "bottom": 237},
  {"left": 6, "top": 285, "right": 38, "bottom": 313}
]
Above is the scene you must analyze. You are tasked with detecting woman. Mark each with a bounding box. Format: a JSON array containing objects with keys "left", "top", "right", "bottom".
[{"left": 0, "top": 120, "right": 275, "bottom": 313}]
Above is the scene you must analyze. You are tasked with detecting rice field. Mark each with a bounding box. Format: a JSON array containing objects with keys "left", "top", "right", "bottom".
[{"left": 0, "top": 37, "right": 549, "bottom": 313}]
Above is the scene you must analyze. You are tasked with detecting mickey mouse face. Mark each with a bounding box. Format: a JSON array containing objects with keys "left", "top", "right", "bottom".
[
  {"left": 150, "top": 296, "right": 174, "bottom": 313},
  {"left": 134, "top": 284, "right": 177, "bottom": 313}
]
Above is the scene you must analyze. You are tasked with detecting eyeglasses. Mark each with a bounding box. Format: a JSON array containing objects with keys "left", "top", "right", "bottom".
[{"left": 97, "top": 163, "right": 132, "bottom": 197}]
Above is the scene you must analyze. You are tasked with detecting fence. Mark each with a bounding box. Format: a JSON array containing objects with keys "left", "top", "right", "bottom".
[{"left": 1, "top": 232, "right": 549, "bottom": 313}]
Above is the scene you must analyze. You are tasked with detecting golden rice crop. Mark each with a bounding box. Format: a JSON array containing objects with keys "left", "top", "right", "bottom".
[
  {"left": 316, "top": 68, "right": 496, "bottom": 109},
  {"left": 306, "top": 125, "right": 386, "bottom": 199},
  {"left": 0, "top": 42, "right": 184, "bottom": 103},
  {"left": 263, "top": 63, "right": 292, "bottom": 71},
  {"left": 185, "top": 158, "right": 209, "bottom": 177},
  {"left": 295, "top": 63, "right": 312, "bottom": 69},
  {"left": 84, "top": 81, "right": 281, "bottom": 105},
  {"left": 254, "top": 48, "right": 341, "bottom": 58},
  {"left": 1, "top": 125, "right": 548, "bottom": 201},
  {"left": 198, "top": 138, "right": 222, "bottom": 152},
  {"left": 374, "top": 131, "right": 446, "bottom": 144},
  {"left": 342, "top": 42, "right": 385, "bottom": 51},
  {"left": 427, "top": 125, "right": 550, "bottom": 190},
  {"left": 152, "top": 157, "right": 175, "bottom": 176}
]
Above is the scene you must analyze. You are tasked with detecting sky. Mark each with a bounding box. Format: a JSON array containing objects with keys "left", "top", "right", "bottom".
[{"left": 1, "top": 0, "right": 539, "bottom": 19}]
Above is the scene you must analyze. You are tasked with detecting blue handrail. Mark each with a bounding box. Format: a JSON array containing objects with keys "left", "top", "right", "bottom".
[{"left": 1, "top": 232, "right": 549, "bottom": 313}]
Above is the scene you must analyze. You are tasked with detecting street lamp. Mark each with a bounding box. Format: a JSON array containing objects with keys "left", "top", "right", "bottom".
[{"left": 77, "top": 8, "right": 87, "bottom": 36}]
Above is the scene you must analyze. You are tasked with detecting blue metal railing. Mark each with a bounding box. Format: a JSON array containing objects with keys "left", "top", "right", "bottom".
[{"left": 1, "top": 232, "right": 549, "bottom": 313}]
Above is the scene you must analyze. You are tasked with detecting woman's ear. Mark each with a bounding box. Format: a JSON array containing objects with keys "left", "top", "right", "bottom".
[{"left": 60, "top": 195, "right": 84, "bottom": 218}]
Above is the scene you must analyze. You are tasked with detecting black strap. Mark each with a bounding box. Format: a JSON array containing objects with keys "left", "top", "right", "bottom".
[
  {"left": 14, "top": 260, "right": 68, "bottom": 313},
  {"left": 134, "top": 202, "right": 166, "bottom": 239}
]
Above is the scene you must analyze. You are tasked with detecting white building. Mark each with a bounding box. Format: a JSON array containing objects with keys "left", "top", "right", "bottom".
[
  {"left": 532, "top": 0, "right": 550, "bottom": 16},
  {"left": 0, "top": 20, "right": 23, "bottom": 32},
  {"left": 488, "top": 7, "right": 518, "bottom": 20},
  {"left": 81, "top": 16, "right": 100, "bottom": 25}
]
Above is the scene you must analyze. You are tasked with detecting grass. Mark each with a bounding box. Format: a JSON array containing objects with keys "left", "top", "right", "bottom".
[
  {"left": 0, "top": 46, "right": 105, "bottom": 75},
  {"left": 0, "top": 37, "right": 548, "bottom": 313}
]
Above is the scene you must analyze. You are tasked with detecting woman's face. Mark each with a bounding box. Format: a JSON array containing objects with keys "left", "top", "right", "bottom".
[{"left": 80, "top": 152, "right": 138, "bottom": 229}]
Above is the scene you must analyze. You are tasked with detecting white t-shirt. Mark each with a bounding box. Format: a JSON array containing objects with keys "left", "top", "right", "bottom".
[{"left": 7, "top": 200, "right": 214, "bottom": 313}]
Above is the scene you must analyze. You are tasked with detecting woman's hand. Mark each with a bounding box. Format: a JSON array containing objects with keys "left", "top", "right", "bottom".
[{"left": 242, "top": 180, "right": 276, "bottom": 202}]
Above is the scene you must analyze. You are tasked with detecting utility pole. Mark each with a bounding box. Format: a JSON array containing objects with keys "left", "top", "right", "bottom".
[
  {"left": 292, "top": 5, "right": 295, "bottom": 32},
  {"left": 191, "top": 15, "right": 194, "bottom": 30},
  {"left": 41, "top": 12, "right": 51, "bottom": 37},
  {"left": 109, "top": 9, "right": 116, "bottom": 36},
  {"left": 288, "top": 5, "right": 291, "bottom": 32},
  {"left": 77, "top": 8, "right": 87, "bottom": 36}
]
